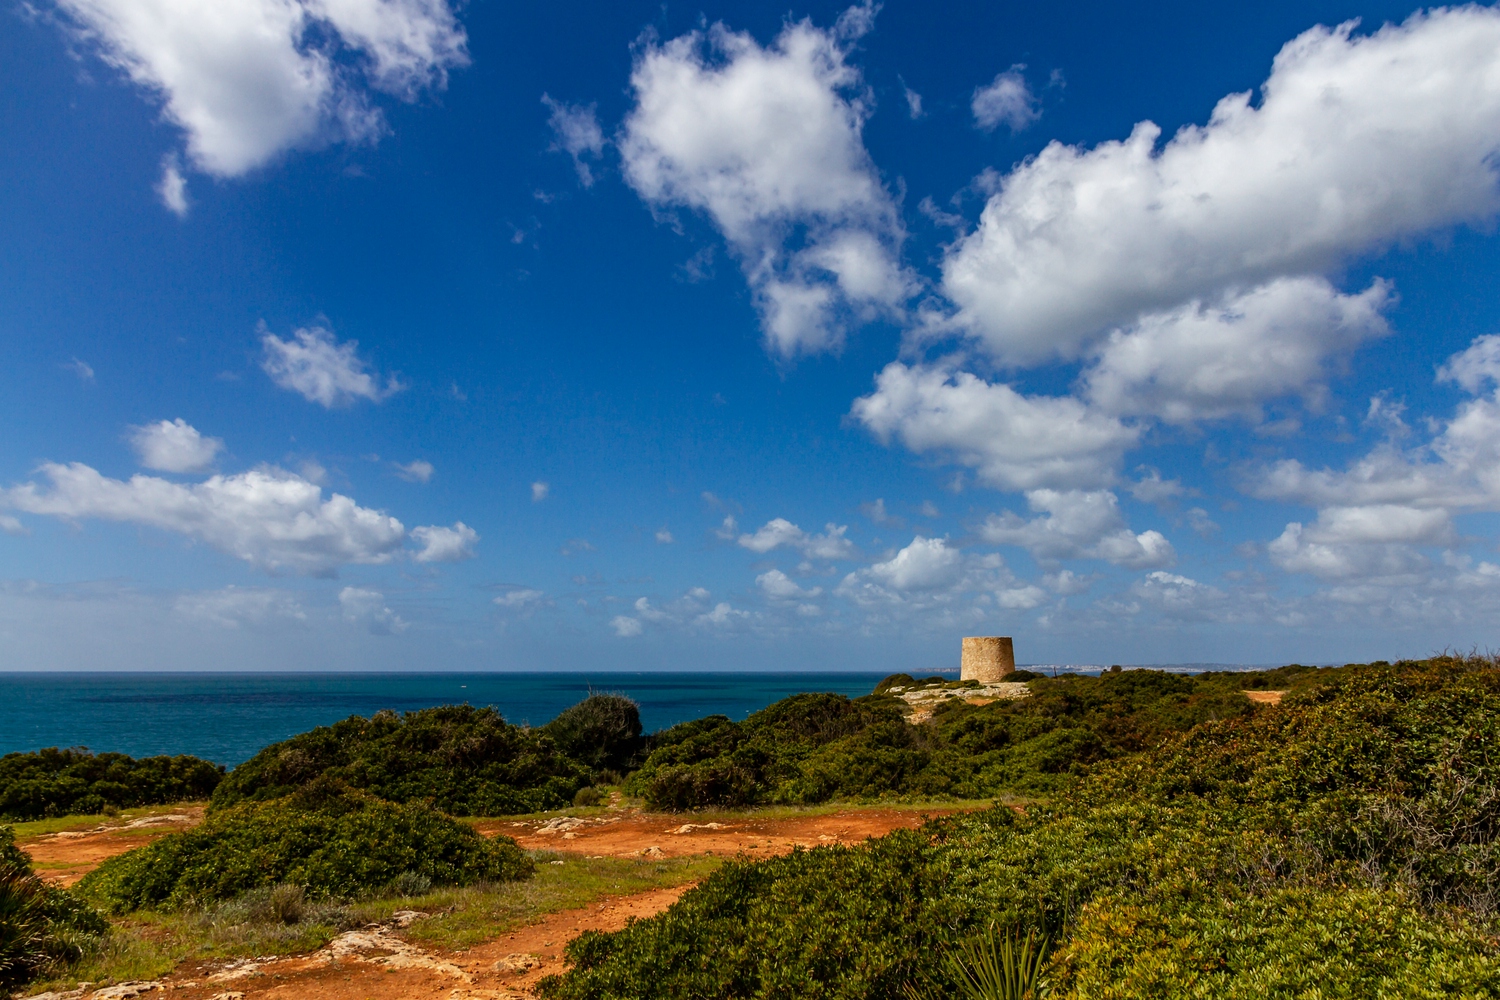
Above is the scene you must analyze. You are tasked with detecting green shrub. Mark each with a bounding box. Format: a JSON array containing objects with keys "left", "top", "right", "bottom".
[
  {"left": 210, "top": 704, "right": 590, "bottom": 815},
  {"left": 542, "top": 695, "right": 644, "bottom": 773},
  {"left": 538, "top": 658, "right": 1500, "bottom": 1000},
  {"left": 0, "top": 748, "right": 224, "bottom": 822},
  {"left": 0, "top": 827, "right": 107, "bottom": 992},
  {"left": 78, "top": 780, "right": 532, "bottom": 912}
]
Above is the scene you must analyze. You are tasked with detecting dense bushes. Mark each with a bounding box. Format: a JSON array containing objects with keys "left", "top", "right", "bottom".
[
  {"left": 541, "top": 695, "right": 644, "bottom": 774},
  {"left": 211, "top": 704, "right": 593, "bottom": 815},
  {"left": 0, "top": 827, "right": 107, "bottom": 992},
  {"left": 540, "top": 658, "right": 1500, "bottom": 999},
  {"left": 0, "top": 748, "right": 224, "bottom": 821},
  {"left": 78, "top": 779, "right": 533, "bottom": 912},
  {"left": 625, "top": 668, "right": 1307, "bottom": 809}
]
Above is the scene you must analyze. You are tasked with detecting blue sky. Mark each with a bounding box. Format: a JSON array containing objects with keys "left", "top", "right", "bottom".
[{"left": 4, "top": 0, "right": 1500, "bottom": 672}]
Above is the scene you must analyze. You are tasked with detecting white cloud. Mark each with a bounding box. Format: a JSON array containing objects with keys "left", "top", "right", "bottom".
[
  {"left": 619, "top": 2, "right": 913, "bottom": 355},
  {"left": 410, "top": 521, "right": 477, "bottom": 562},
  {"left": 1128, "top": 468, "right": 1184, "bottom": 504},
  {"left": 901, "top": 81, "right": 923, "bottom": 119},
  {"left": 978, "top": 489, "right": 1175, "bottom": 568},
  {"left": 127, "top": 418, "right": 225, "bottom": 473},
  {"left": 55, "top": 0, "right": 468, "bottom": 179},
  {"left": 756, "top": 568, "right": 823, "bottom": 601},
  {"left": 971, "top": 65, "right": 1036, "bottom": 132},
  {"left": 261, "top": 325, "right": 402, "bottom": 407},
  {"left": 340, "top": 585, "right": 407, "bottom": 634},
  {"left": 393, "top": 459, "right": 433, "bottom": 483},
  {"left": 852, "top": 363, "right": 1138, "bottom": 490},
  {"left": 1, "top": 462, "right": 407, "bottom": 574},
  {"left": 532, "top": 481, "right": 550, "bottom": 502},
  {"left": 494, "top": 588, "right": 543, "bottom": 608},
  {"left": 1437, "top": 332, "right": 1500, "bottom": 395},
  {"left": 738, "top": 518, "right": 854, "bottom": 559},
  {"left": 63, "top": 358, "right": 95, "bottom": 382},
  {"left": 175, "top": 585, "right": 306, "bottom": 627},
  {"left": 861, "top": 536, "right": 963, "bottom": 591},
  {"left": 1, "top": 514, "right": 28, "bottom": 536},
  {"left": 1085, "top": 277, "right": 1392, "bottom": 424},
  {"left": 655, "top": 527, "right": 674, "bottom": 544},
  {"left": 156, "top": 155, "right": 189, "bottom": 216},
  {"left": 542, "top": 94, "right": 604, "bottom": 186},
  {"left": 941, "top": 7, "right": 1500, "bottom": 364},
  {"left": 715, "top": 514, "right": 739, "bottom": 540},
  {"left": 1246, "top": 334, "right": 1500, "bottom": 583},
  {"left": 611, "top": 614, "right": 644, "bottom": 637},
  {"left": 695, "top": 601, "right": 748, "bottom": 627}
]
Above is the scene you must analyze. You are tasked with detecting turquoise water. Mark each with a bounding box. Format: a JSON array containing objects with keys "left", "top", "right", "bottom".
[{"left": 0, "top": 672, "right": 924, "bottom": 767}]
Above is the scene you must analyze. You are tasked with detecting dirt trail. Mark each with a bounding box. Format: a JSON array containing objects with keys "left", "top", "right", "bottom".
[
  {"left": 25, "top": 806, "right": 969, "bottom": 1000},
  {"left": 20, "top": 808, "right": 205, "bottom": 886},
  {"left": 487, "top": 804, "right": 957, "bottom": 859}
]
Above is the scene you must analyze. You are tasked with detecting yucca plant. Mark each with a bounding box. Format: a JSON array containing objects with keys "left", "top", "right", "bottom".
[{"left": 908, "top": 925, "right": 1051, "bottom": 1000}]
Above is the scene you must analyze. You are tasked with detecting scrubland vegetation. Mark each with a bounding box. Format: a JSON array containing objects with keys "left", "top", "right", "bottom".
[
  {"left": 0, "top": 748, "right": 223, "bottom": 822},
  {"left": 4, "top": 661, "right": 1499, "bottom": 997},
  {"left": 541, "top": 657, "right": 1500, "bottom": 999}
]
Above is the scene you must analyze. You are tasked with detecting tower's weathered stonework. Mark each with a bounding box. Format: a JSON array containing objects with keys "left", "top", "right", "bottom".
[{"left": 961, "top": 636, "right": 1015, "bottom": 682}]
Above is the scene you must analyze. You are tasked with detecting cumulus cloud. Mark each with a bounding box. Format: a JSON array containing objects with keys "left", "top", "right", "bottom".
[
  {"left": 941, "top": 7, "right": 1500, "bottom": 364},
  {"left": 1085, "top": 277, "right": 1392, "bottom": 424},
  {"left": 610, "top": 614, "right": 644, "bottom": 637},
  {"left": 738, "top": 518, "right": 854, "bottom": 559},
  {"left": 978, "top": 489, "right": 1175, "bottom": 568},
  {"left": 532, "top": 481, "right": 550, "bottom": 502},
  {"left": 756, "top": 568, "right": 823, "bottom": 601},
  {"left": 971, "top": 65, "right": 1036, "bottom": 132},
  {"left": 340, "top": 585, "right": 407, "bottom": 634},
  {"left": 261, "top": 325, "right": 402, "bottom": 407},
  {"left": 655, "top": 527, "right": 674, "bottom": 544},
  {"left": 54, "top": 0, "right": 468, "bottom": 179},
  {"left": 175, "top": 585, "right": 306, "bottom": 627},
  {"left": 609, "top": 587, "right": 746, "bottom": 635},
  {"left": 393, "top": 459, "right": 433, "bottom": 483},
  {"left": 410, "top": 521, "right": 478, "bottom": 562},
  {"left": 542, "top": 94, "right": 605, "bottom": 186},
  {"left": 128, "top": 418, "right": 224, "bottom": 473},
  {"left": 1268, "top": 505, "right": 1451, "bottom": 579},
  {"left": 852, "top": 363, "right": 1138, "bottom": 490},
  {"left": 836, "top": 535, "right": 1044, "bottom": 614},
  {"left": 619, "top": 2, "right": 913, "bottom": 355},
  {"left": 1249, "top": 334, "right": 1500, "bottom": 582},
  {"left": 1, "top": 462, "right": 407, "bottom": 574}
]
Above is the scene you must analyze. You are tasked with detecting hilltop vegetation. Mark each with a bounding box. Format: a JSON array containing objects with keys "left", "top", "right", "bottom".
[
  {"left": 211, "top": 698, "right": 642, "bottom": 815},
  {"left": 0, "top": 748, "right": 223, "bottom": 822},
  {"left": 626, "top": 666, "right": 1309, "bottom": 809},
  {"left": 539, "top": 657, "right": 1500, "bottom": 999}
]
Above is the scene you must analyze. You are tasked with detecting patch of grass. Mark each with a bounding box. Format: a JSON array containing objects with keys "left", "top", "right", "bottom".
[
  {"left": 10, "top": 803, "right": 205, "bottom": 841},
  {"left": 357, "top": 853, "right": 722, "bottom": 951},
  {"left": 25, "top": 851, "right": 719, "bottom": 994}
]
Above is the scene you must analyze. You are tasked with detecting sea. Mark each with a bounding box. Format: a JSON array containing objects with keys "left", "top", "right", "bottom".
[{"left": 0, "top": 671, "right": 934, "bottom": 767}]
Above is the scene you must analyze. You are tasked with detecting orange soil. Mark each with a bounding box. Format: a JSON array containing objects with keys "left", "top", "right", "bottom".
[
  {"left": 1243, "top": 690, "right": 1287, "bottom": 705},
  {"left": 20, "top": 807, "right": 205, "bottom": 887},
  {"left": 486, "top": 805, "right": 960, "bottom": 859},
  {"left": 23, "top": 805, "right": 972, "bottom": 1000}
]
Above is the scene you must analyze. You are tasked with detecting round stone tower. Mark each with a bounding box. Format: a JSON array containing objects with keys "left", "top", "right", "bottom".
[{"left": 960, "top": 636, "right": 1015, "bottom": 682}]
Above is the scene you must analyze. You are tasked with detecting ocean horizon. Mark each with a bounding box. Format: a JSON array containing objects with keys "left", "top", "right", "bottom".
[{"left": 1, "top": 664, "right": 1295, "bottom": 767}]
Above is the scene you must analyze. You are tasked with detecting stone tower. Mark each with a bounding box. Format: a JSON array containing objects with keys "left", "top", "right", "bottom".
[{"left": 961, "top": 636, "right": 1015, "bottom": 682}]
